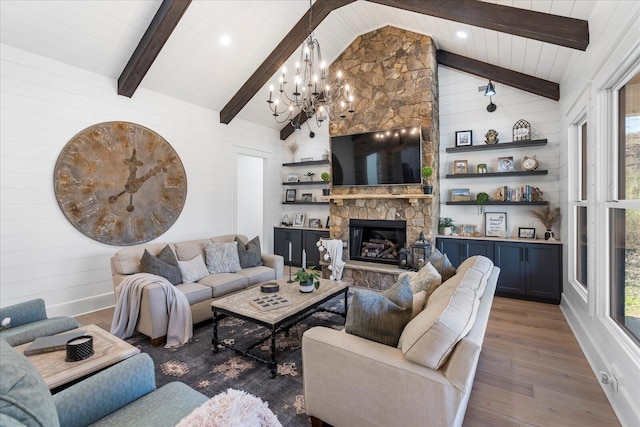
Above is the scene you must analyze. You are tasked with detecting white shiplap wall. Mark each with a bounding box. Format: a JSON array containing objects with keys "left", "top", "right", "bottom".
[
  {"left": 438, "top": 67, "right": 561, "bottom": 237},
  {"left": 0, "top": 44, "right": 284, "bottom": 317}
]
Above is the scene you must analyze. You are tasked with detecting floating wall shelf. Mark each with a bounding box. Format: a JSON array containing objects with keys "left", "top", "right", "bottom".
[{"left": 445, "top": 139, "right": 547, "bottom": 153}]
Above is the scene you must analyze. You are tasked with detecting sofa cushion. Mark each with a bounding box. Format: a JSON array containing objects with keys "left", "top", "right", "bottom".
[
  {"left": 409, "top": 262, "right": 442, "bottom": 298},
  {"left": 175, "top": 283, "right": 213, "bottom": 305},
  {"left": 236, "top": 236, "right": 263, "bottom": 268},
  {"left": 174, "top": 239, "right": 209, "bottom": 262},
  {"left": 345, "top": 275, "right": 413, "bottom": 347},
  {"left": 427, "top": 249, "right": 457, "bottom": 281},
  {"left": 0, "top": 317, "right": 80, "bottom": 347},
  {"left": 178, "top": 255, "right": 210, "bottom": 284},
  {"left": 140, "top": 247, "right": 182, "bottom": 285},
  {"left": 398, "top": 279, "right": 480, "bottom": 370},
  {"left": 197, "top": 273, "right": 249, "bottom": 298},
  {"left": 204, "top": 241, "right": 241, "bottom": 274},
  {"left": 0, "top": 338, "right": 60, "bottom": 427},
  {"left": 112, "top": 243, "right": 174, "bottom": 275},
  {"left": 236, "top": 266, "right": 276, "bottom": 285},
  {"left": 411, "top": 291, "right": 427, "bottom": 320},
  {"left": 457, "top": 255, "right": 493, "bottom": 276}
]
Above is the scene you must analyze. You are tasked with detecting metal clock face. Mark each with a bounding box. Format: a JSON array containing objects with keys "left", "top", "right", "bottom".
[
  {"left": 522, "top": 155, "right": 539, "bottom": 171},
  {"left": 54, "top": 121, "right": 187, "bottom": 246}
]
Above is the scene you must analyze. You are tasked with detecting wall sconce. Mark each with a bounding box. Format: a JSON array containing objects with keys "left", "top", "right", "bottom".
[{"left": 484, "top": 80, "right": 497, "bottom": 112}]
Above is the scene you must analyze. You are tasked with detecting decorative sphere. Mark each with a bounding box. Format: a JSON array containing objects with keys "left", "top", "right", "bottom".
[
  {"left": 324, "top": 254, "right": 330, "bottom": 261},
  {"left": 316, "top": 241, "right": 322, "bottom": 247},
  {"left": 328, "top": 265, "right": 333, "bottom": 271}
]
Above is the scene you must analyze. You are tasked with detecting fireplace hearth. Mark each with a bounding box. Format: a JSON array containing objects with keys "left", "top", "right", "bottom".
[{"left": 349, "top": 219, "right": 406, "bottom": 265}]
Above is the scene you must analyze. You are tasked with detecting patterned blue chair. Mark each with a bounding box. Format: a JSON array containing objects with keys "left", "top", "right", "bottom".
[
  {"left": 0, "top": 298, "right": 80, "bottom": 347},
  {"left": 0, "top": 337, "right": 208, "bottom": 426}
]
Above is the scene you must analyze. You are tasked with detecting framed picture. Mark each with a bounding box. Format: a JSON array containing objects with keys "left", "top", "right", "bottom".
[
  {"left": 498, "top": 156, "right": 514, "bottom": 172},
  {"left": 455, "top": 130, "right": 472, "bottom": 147},
  {"left": 300, "top": 157, "right": 314, "bottom": 162},
  {"left": 451, "top": 188, "right": 470, "bottom": 201},
  {"left": 477, "top": 163, "right": 488, "bottom": 174},
  {"left": 285, "top": 189, "right": 296, "bottom": 202},
  {"left": 287, "top": 173, "right": 299, "bottom": 182},
  {"left": 454, "top": 160, "right": 468, "bottom": 175},
  {"left": 518, "top": 227, "right": 536, "bottom": 239},
  {"left": 293, "top": 213, "right": 305, "bottom": 227},
  {"left": 485, "top": 212, "right": 507, "bottom": 237},
  {"left": 462, "top": 224, "right": 477, "bottom": 236},
  {"left": 301, "top": 193, "right": 313, "bottom": 202},
  {"left": 513, "top": 119, "right": 531, "bottom": 141},
  {"left": 309, "top": 218, "right": 322, "bottom": 228}
]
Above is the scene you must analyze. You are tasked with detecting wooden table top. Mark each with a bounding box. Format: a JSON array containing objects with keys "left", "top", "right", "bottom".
[{"left": 15, "top": 324, "right": 140, "bottom": 389}]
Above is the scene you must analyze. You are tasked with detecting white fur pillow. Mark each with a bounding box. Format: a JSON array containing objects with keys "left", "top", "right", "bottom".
[{"left": 178, "top": 255, "right": 209, "bottom": 283}]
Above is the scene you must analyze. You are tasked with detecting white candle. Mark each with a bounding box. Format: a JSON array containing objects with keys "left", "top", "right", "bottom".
[
  {"left": 288, "top": 241, "right": 292, "bottom": 262},
  {"left": 302, "top": 249, "right": 306, "bottom": 269}
]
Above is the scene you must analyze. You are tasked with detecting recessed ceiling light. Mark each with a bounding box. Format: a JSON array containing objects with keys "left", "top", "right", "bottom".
[
  {"left": 220, "top": 35, "right": 231, "bottom": 46},
  {"left": 456, "top": 31, "right": 468, "bottom": 39}
]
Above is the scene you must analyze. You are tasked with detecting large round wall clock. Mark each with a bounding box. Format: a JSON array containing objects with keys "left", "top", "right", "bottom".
[{"left": 54, "top": 121, "right": 187, "bottom": 246}]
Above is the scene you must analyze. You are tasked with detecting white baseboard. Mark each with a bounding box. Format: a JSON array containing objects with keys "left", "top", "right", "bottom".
[{"left": 46, "top": 293, "right": 115, "bottom": 318}]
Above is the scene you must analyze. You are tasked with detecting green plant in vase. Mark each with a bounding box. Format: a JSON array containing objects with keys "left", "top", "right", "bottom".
[
  {"left": 439, "top": 217, "right": 456, "bottom": 235},
  {"left": 293, "top": 266, "right": 321, "bottom": 292},
  {"left": 476, "top": 192, "right": 490, "bottom": 215},
  {"left": 421, "top": 166, "right": 434, "bottom": 194}
]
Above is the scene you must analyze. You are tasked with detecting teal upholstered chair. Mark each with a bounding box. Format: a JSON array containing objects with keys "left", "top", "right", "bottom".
[
  {"left": 0, "top": 337, "right": 208, "bottom": 426},
  {"left": 0, "top": 299, "right": 80, "bottom": 347}
]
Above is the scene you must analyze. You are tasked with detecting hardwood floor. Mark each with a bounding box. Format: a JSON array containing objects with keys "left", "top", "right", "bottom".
[{"left": 76, "top": 297, "right": 620, "bottom": 426}]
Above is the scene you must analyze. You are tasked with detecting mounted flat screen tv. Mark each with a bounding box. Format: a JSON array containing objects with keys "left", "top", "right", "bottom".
[{"left": 330, "top": 127, "right": 422, "bottom": 186}]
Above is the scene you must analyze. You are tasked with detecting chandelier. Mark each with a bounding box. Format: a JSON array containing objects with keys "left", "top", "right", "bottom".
[{"left": 267, "top": 0, "right": 355, "bottom": 129}]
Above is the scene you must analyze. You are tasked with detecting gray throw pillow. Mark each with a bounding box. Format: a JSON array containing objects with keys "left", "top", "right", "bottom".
[
  {"left": 140, "top": 246, "right": 182, "bottom": 285},
  {"left": 204, "top": 241, "right": 242, "bottom": 274},
  {"left": 345, "top": 274, "right": 413, "bottom": 347},
  {"left": 427, "top": 249, "right": 457, "bottom": 282},
  {"left": 235, "top": 236, "right": 263, "bottom": 268}
]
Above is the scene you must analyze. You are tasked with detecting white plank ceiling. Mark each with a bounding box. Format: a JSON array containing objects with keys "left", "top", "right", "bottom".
[{"left": 0, "top": 0, "right": 596, "bottom": 130}]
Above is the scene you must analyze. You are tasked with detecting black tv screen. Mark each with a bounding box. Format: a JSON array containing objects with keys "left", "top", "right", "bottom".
[{"left": 330, "top": 127, "right": 422, "bottom": 186}]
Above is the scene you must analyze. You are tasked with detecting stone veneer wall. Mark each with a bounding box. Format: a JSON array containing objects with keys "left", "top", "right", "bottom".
[{"left": 327, "top": 26, "right": 440, "bottom": 264}]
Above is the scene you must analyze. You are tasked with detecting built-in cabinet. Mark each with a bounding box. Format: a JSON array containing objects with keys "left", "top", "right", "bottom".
[
  {"left": 274, "top": 226, "right": 329, "bottom": 267},
  {"left": 436, "top": 236, "right": 562, "bottom": 304}
]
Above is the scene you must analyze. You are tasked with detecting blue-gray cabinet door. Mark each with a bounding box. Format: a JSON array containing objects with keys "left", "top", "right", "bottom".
[{"left": 494, "top": 242, "right": 527, "bottom": 296}]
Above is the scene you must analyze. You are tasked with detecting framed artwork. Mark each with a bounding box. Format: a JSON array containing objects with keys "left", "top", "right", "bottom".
[
  {"left": 485, "top": 212, "right": 507, "bottom": 237},
  {"left": 477, "top": 163, "right": 488, "bottom": 174},
  {"left": 287, "top": 173, "right": 299, "bottom": 182},
  {"left": 462, "top": 224, "right": 477, "bottom": 236},
  {"left": 518, "top": 227, "right": 536, "bottom": 239},
  {"left": 451, "top": 188, "right": 470, "bottom": 201},
  {"left": 454, "top": 160, "right": 468, "bottom": 174},
  {"left": 309, "top": 218, "right": 322, "bottom": 228},
  {"left": 513, "top": 119, "right": 531, "bottom": 141},
  {"left": 293, "top": 213, "right": 305, "bottom": 227},
  {"left": 301, "top": 193, "right": 313, "bottom": 202},
  {"left": 498, "top": 156, "right": 514, "bottom": 172},
  {"left": 455, "top": 130, "right": 472, "bottom": 147},
  {"left": 285, "top": 189, "right": 296, "bottom": 202}
]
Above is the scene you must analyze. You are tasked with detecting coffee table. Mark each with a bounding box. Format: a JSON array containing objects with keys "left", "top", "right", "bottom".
[
  {"left": 14, "top": 324, "right": 140, "bottom": 390},
  {"left": 211, "top": 278, "right": 349, "bottom": 378}
]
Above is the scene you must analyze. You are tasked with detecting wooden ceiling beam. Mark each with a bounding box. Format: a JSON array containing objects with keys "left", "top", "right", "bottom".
[
  {"left": 117, "top": 0, "right": 192, "bottom": 98},
  {"left": 219, "top": 0, "right": 356, "bottom": 125},
  {"left": 367, "top": 0, "right": 589, "bottom": 51},
  {"left": 437, "top": 50, "right": 559, "bottom": 101}
]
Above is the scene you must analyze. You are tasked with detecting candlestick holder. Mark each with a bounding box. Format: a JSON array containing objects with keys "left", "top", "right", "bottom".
[{"left": 287, "top": 259, "right": 294, "bottom": 283}]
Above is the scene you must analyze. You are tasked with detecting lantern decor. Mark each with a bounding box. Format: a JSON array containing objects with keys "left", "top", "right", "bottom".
[
  {"left": 398, "top": 245, "right": 413, "bottom": 270},
  {"left": 412, "top": 232, "right": 431, "bottom": 269}
]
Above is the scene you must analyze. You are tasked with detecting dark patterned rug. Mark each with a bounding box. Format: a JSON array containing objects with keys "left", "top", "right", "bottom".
[{"left": 126, "top": 294, "right": 347, "bottom": 426}]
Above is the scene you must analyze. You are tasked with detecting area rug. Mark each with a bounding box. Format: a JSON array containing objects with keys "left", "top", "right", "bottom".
[{"left": 126, "top": 294, "right": 347, "bottom": 426}]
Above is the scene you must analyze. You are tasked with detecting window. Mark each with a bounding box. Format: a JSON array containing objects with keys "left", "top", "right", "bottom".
[
  {"left": 576, "top": 122, "right": 588, "bottom": 288},
  {"left": 610, "top": 71, "right": 640, "bottom": 344}
]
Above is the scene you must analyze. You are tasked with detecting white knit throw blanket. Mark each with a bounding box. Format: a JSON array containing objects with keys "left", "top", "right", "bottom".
[
  {"left": 110, "top": 273, "right": 192, "bottom": 348},
  {"left": 321, "top": 238, "right": 345, "bottom": 281}
]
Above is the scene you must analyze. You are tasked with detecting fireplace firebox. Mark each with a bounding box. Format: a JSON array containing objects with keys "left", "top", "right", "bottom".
[{"left": 349, "top": 219, "right": 406, "bottom": 265}]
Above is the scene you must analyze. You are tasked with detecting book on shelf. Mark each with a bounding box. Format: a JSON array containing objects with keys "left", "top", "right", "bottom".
[
  {"left": 23, "top": 330, "right": 87, "bottom": 356},
  {"left": 500, "top": 185, "right": 533, "bottom": 202}
]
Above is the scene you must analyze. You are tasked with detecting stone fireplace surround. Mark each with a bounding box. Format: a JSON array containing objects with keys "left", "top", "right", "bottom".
[{"left": 324, "top": 26, "right": 439, "bottom": 290}]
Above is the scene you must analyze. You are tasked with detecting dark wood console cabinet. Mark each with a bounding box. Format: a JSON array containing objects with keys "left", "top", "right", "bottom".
[
  {"left": 274, "top": 227, "right": 329, "bottom": 268},
  {"left": 436, "top": 236, "right": 562, "bottom": 304}
]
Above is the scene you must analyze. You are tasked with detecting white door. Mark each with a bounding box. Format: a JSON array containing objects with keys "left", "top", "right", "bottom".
[{"left": 236, "top": 153, "right": 264, "bottom": 246}]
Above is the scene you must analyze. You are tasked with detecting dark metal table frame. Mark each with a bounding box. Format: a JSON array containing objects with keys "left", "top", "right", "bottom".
[{"left": 212, "top": 286, "right": 348, "bottom": 378}]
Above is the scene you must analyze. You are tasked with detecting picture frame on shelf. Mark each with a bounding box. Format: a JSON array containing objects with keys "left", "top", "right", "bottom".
[
  {"left": 301, "top": 193, "right": 313, "bottom": 202},
  {"left": 454, "top": 160, "right": 468, "bottom": 174},
  {"left": 285, "top": 189, "right": 296, "bottom": 202},
  {"left": 293, "top": 213, "right": 305, "bottom": 227},
  {"left": 518, "top": 227, "right": 536, "bottom": 239},
  {"left": 287, "top": 173, "right": 299, "bottom": 182},
  {"left": 498, "top": 156, "right": 514, "bottom": 172},
  {"left": 451, "top": 188, "right": 471, "bottom": 201},
  {"left": 309, "top": 218, "right": 322, "bottom": 228},
  {"left": 461, "top": 224, "right": 478, "bottom": 236},
  {"left": 513, "top": 119, "right": 531, "bottom": 141},
  {"left": 485, "top": 212, "right": 507, "bottom": 237},
  {"left": 300, "top": 157, "right": 314, "bottom": 162},
  {"left": 455, "top": 130, "right": 472, "bottom": 147}
]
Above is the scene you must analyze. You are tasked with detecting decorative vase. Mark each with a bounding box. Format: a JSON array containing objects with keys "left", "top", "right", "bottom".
[
  {"left": 443, "top": 226, "right": 452, "bottom": 236},
  {"left": 423, "top": 185, "right": 433, "bottom": 195},
  {"left": 544, "top": 230, "right": 554, "bottom": 240},
  {"left": 322, "top": 188, "right": 331, "bottom": 196},
  {"left": 299, "top": 279, "right": 314, "bottom": 293}
]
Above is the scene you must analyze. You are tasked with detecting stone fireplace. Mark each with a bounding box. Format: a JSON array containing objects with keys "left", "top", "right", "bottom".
[
  {"left": 349, "top": 219, "right": 406, "bottom": 265},
  {"left": 325, "top": 26, "right": 440, "bottom": 289}
]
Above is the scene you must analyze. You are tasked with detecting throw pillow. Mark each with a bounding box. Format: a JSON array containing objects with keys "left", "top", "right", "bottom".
[
  {"left": 345, "top": 274, "right": 413, "bottom": 347},
  {"left": 177, "top": 255, "right": 210, "bottom": 283},
  {"left": 427, "top": 249, "right": 457, "bottom": 281},
  {"left": 204, "top": 241, "right": 242, "bottom": 274},
  {"left": 410, "top": 262, "right": 442, "bottom": 299},
  {"left": 235, "top": 236, "right": 263, "bottom": 269},
  {"left": 140, "top": 246, "right": 182, "bottom": 285}
]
